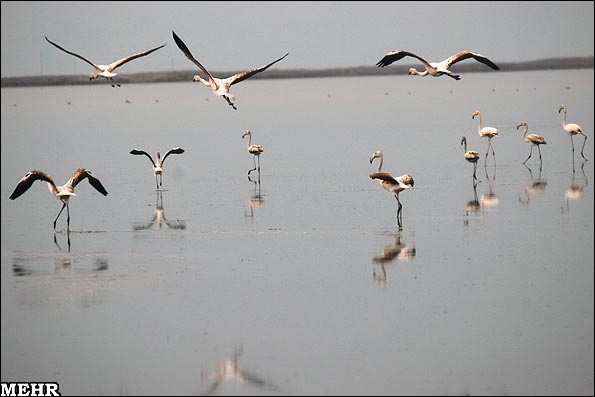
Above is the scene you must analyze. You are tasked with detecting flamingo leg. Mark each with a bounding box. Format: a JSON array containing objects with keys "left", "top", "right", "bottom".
[
  {"left": 224, "top": 96, "right": 237, "bottom": 110},
  {"left": 155, "top": 174, "right": 160, "bottom": 190},
  {"left": 159, "top": 173, "right": 163, "bottom": 188},
  {"left": 66, "top": 202, "right": 70, "bottom": 230},
  {"left": 248, "top": 156, "right": 257, "bottom": 175},
  {"left": 53, "top": 201, "right": 67, "bottom": 230},
  {"left": 579, "top": 133, "right": 588, "bottom": 161},
  {"left": 537, "top": 145, "right": 542, "bottom": 162},
  {"left": 394, "top": 193, "right": 403, "bottom": 228},
  {"left": 523, "top": 145, "right": 534, "bottom": 165}
]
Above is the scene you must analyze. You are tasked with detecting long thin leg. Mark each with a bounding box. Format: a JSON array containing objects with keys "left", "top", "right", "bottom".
[
  {"left": 579, "top": 133, "right": 588, "bottom": 161},
  {"left": 537, "top": 145, "right": 542, "bottom": 162},
  {"left": 155, "top": 175, "right": 160, "bottom": 190},
  {"left": 523, "top": 145, "right": 534, "bottom": 165},
  {"left": 66, "top": 203, "right": 70, "bottom": 231},
  {"left": 395, "top": 194, "right": 403, "bottom": 229},
  {"left": 248, "top": 156, "right": 257, "bottom": 175},
  {"left": 224, "top": 96, "right": 237, "bottom": 110},
  {"left": 53, "top": 202, "right": 67, "bottom": 230},
  {"left": 159, "top": 173, "right": 163, "bottom": 188},
  {"left": 570, "top": 135, "right": 575, "bottom": 154}
]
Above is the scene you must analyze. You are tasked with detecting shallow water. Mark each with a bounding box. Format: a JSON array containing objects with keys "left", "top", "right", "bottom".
[{"left": 2, "top": 70, "right": 594, "bottom": 395}]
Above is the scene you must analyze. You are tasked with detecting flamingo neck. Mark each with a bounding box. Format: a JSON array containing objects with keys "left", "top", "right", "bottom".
[
  {"left": 246, "top": 134, "right": 252, "bottom": 148},
  {"left": 376, "top": 155, "right": 383, "bottom": 173},
  {"left": 476, "top": 114, "right": 482, "bottom": 135},
  {"left": 521, "top": 125, "right": 529, "bottom": 141},
  {"left": 410, "top": 68, "right": 428, "bottom": 77},
  {"left": 462, "top": 139, "right": 468, "bottom": 152},
  {"left": 561, "top": 109, "right": 567, "bottom": 128}
]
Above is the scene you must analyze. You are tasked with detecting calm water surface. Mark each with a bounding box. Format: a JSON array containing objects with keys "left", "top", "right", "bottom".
[{"left": 2, "top": 70, "right": 594, "bottom": 395}]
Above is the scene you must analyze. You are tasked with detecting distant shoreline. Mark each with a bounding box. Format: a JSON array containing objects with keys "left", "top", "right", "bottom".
[{"left": 1, "top": 56, "right": 593, "bottom": 88}]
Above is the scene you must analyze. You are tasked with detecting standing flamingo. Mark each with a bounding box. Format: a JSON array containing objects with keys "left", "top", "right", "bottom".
[
  {"left": 9, "top": 168, "right": 108, "bottom": 230},
  {"left": 559, "top": 105, "right": 588, "bottom": 161},
  {"left": 461, "top": 136, "right": 480, "bottom": 182},
  {"left": 130, "top": 147, "right": 185, "bottom": 190},
  {"left": 472, "top": 110, "right": 498, "bottom": 164},
  {"left": 516, "top": 121, "right": 546, "bottom": 164},
  {"left": 369, "top": 151, "right": 414, "bottom": 227},
  {"left": 242, "top": 130, "right": 264, "bottom": 176}
]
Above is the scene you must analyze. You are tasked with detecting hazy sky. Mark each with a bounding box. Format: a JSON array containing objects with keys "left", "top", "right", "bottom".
[{"left": 1, "top": 1, "right": 593, "bottom": 78}]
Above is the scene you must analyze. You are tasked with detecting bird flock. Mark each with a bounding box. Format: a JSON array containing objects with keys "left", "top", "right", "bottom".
[{"left": 8, "top": 32, "right": 590, "bottom": 235}]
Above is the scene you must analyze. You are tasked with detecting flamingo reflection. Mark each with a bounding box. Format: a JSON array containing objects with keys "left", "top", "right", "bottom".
[
  {"left": 12, "top": 256, "right": 108, "bottom": 277},
  {"left": 519, "top": 164, "right": 547, "bottom": 206},
  {"left": 372, "top": 234, "right": 416, "bottom": 287},
  {"left": 464, "top": 182, "right": 482, "bottom": 226},
  {"left": 201, "top": 347, "right": 278, "bottom": 395},
  {"left": 563, "top": 159, "right": 588, "bottom": 213},
  {"left": 480, "top": 165, "right": 499, "bottom": 209},
  {"left": 133, "top": 190, "right": 186, "bottom": 230},
  {"left": 53, "top": 229, "right": 71, "bottom": 252},
  {"left": 244, "top": 175, "right": 265, "bottom": 222}
]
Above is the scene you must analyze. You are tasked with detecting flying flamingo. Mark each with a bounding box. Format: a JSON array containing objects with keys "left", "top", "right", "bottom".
[
  {"left": 9, "top": 168, "right": 108, "bottom": 230},
  {"left": 376, "top": 50, "right": 499, "bottom": 80},
  {"left": 242, "top": 130, "right": 264, "bottom": 176},
  {"left": 369, "top": 151, "right": 414, "bottom": 227},
  {"left": 129, "top": 147, "right": 185, "bottom": 190},
  {"left": 472, "top": 110, "right": 499, "bottom": 164},
  {"left": 45, "top": 36, "right": 165, "bottom": 87},
  {"left": 172, "top": 30, "right": 289, "bottom": 110},
  {"left": 559, "top": 105, "right": 588, "bottom": 161},
  {"left": 516, "top": 121, "right": 546, "bottom": 164},
  {"left": 461, "top": 136, "right": 480, "bottom": 182}
]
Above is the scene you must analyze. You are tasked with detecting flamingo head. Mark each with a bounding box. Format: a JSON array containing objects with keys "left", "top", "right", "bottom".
[
  {"left": 369, "top": 150, "right": 382, "bottom": 164},
  {"left": 89, "top": 73, "right": 99, "bottom": 81},
  {"left": 558, "top": 105, "right": 566, "bottom": 114},
  {"left": 517, "top": 121, "right": 527, "bottom": 130},
  {"left": 460, "top": 136, "right": 467, "bottom": 146},
  {"left": 242, "top": 130, "right": 251, "bottom": 139},
  {"left": 472, "top": 110, "right": 480, "bottom": 119}
]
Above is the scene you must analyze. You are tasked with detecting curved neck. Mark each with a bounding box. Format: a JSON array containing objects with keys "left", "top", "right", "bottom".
[
  {"left": 410, "top": 68, "right": 428, "bottom": 77},
  {"left": 520, "top": 125, "right": 529, "bottom": 141},
  {"left": 561, "top": 108, "right": 567, "bottom": 127},
  {"left": 462, "top": 139, "right": 468, "bottom": 152},
  {"left": 476, "top": 113, "right": 482, "bottom": 134},
  {"left": 246, "top": 134, "right": 252, "bottom": 148},
  {"left": 376, "top": 154, "right": 383, "bottom": 173}
]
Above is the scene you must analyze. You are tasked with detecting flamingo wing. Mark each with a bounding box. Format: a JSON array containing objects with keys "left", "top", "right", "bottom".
[
  {"left": 107, "top": 43, "right": 166, "bottom": 71},
  {"left": 229, "top": 52, "right": 289, "bottom": 86},
  {"left": 45, "top": 36, "right": 102, "bottom": 71},
  {"left": 161, "top": 147, "right": 185, "bottom": 166},
  {"left": 376, "top": 50, "right": 431, "bottom": 69},
  {"left": 172, "top": 31, "right": 216, "bottom": 85},
  {"left": 71, "top": 168, "right": 108, "bottom": 196},
  {"left": 9, "top": 170, "right": 55, "bottom": 200},
  {"left": 130, "top": 149, "right": 156, "bottom": 167},
  {"left": 370, "top": 172, "right": 398, "bottom": 184},
  {"left": 444, "top": 50, "right": 499, "bottom": 70}
]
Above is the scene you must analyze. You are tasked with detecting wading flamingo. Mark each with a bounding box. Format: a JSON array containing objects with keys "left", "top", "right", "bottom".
[
  {"left": 517, "top": 121, "right": 546, "bottom": 164},
  {"left": 376, "top": 50, "right": 499, "bottom": 80},
  {"left": 369, "top": 151, "right": 414, "bottom": 227},
  {"left": 45, "top": 36, "right": 165, "bottom": 87},
  {"left": 472, "top": 110, "right": 498, "bottom": 164},
  {"left": 129, "top": 147, "right": 185, "bottom": 190},
  {"left": 242, "top": 130, "right": 264, "bottom": 176},
  {"left": 172, "top": 30, "right": 289, "bottom": 110},
  {"left": 9, "top": 168, "right": 108, "bottom": 230},
  {"left": 559, "top": 104, "right": 588, "bottom": 161},
  {"left": 461, "top": 136, "right": 480, "bottom": 182}
]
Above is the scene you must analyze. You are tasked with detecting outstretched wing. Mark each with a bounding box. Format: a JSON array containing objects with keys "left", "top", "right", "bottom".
[
  {"left": 172, "top": 30, "right": 216, "bottom": 84},
  {"left": 107, "top": 43, "right": 166, "bottom": 71},
  {"left": 130, "top": 149, "right": 156, "bottom": 167},
  {"left": 376, "top": 50, "right": 431, "bottom": 68},
  {"left": 45, "top": 36, "right": 101, "bottom": 71},
  {"left": 370, "top": 172, "right": 398, "bottom": 184},
  {"left": 71, "top": 168, "right": 109, "bottom": 196},
  {"left": 9, "top": 170, "right": 55, "bottom": 200},
  {"left": 161, "top": 147, "right": 185, "bottom": 166},
  {"left": 444, "top": 50, "right": 499, "bottom": 70},
  {"left": 229, "top": 52, "right": 289, "bottom": 86}
]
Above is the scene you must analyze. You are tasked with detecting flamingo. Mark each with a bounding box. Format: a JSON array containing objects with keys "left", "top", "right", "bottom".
[
  {"left": 129, "top": 147, "right": 185, "bottom": 190},
  {"left": 461, "top": 136, "right": 480, "bottom": 182},
  {"left": 376, "top": 50, "right": 499, "bottom": 80},
  {"left": 559, "top": 105, "right": 588, "bottom": 161},
  {"left": 369, "top": 151, "right": 414, "bottom": 226},
  {"left": 9, "top": 168, "right": 108, "bottom": 230},
  {"left": 45, "top": 36, "right": 165, "bottom": 87},
  {"left": 516, "top": 121, "right": 546, "bottom": 164},
  {"left": 172, "top": 31, "right": 289, "bottom": 110},
  {"left": 242, "top": 130, "right": 264, "bottom": 175},
  {"left": 472, "top": 110, "right": 499, "bottom": 164}
]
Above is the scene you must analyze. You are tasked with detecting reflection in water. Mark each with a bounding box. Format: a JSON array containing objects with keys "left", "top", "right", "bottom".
[
  {"left": 201, "top": 346, "right": 278, "bottom": 395},
  {"left": 244, "top": 174, "right": 265, "bottom": 222},
  {"left": 12, "top": 256, "right": 109, "bottom": 277},
  {"left": 133, "top": 190, "right": 186, "bottom": 230},
  {"left": 563, "top": 159, "right": 588, "bottom": 213},
  {"left": 372, "top": 234, "right": 416, "bottom": 287},
  {"left": 464, "top": 182, "right": 482, "bottom": 226},
  {"left": 53, "top": 228, "right": 71, "bottom": 252},
  {"left": 519, "top": 164, "right": 547, "bottom": 206},
  {"left": 480, "top": 165, "right": 499, "bottom": 208}
]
